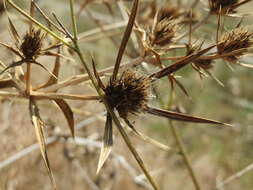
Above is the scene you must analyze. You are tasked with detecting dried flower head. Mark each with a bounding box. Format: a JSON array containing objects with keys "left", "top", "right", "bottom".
[
  {"left": 217, "top": 27, "right": 253, "bottom": 62},
  {"left": 187, "top": 44, "right": 214, "bottom": 70},
  {"left": 149, "top": 18, "right": 179, "bottom": 47},
  {"left": 158, "top": 7, "right": 199, "bottom": 25},
  {"left": 20, "top": 29, "right": 44, "bottom": 60},
  {"left": 193, "top": 59, "right": 214, "bottom": 70},
  {"left": 104, "top": 70, "right": 150, "bottom": 118},
  {"left": 157, "top": 7, "right": 183, "bottom": 22},
  {"left": 208, "top": 0, "right": 249, "bottom": 14}
]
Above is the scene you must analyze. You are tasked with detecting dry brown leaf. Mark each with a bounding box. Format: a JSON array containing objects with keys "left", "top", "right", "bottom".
[
  {"left": 8, "top": 17, "right": 20, "bottom": 45},
  {"left": 0, "top": 42, "right": 23, "bottom": 58},
  {"left": 53, "top": 99, "right": 74, "bottom": 137},
  {"left": 0, "top": 79, "right": 15, "bottom": 89},
  {"left": 146, "top": 106, "right": 231, "bottom": 127},
  {"left": 97, "top": 113, "right": 113, "bottom": 174},
  {"left": 92, "top": 58, "right": 105, "bottom": 90},
  {"left": 112, "top": 0, "right": 139, "bottom": 81},
  {"left": 149, "top": 45, "right": 216, "bottom": 80},
  {"left": 29, "top": 98, "right": 56, "bottom": 189},
  {"left": 35, "top": 48, "right": 61, "bottom": 90}
]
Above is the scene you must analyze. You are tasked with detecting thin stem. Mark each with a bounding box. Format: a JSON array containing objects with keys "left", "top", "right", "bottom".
[
  {"left": 215, "top": 161, "right": 253, "bottom": 190},
  {"left": 6, "top": 0, "right": 73, "bottom": 49},
  {"left": 0, "top": 91, "right": 23, "bottom": 98},
  {"left": 104, "top": 103, "right": 160, "bottom": 190},
  {"left": 26, "top": 63, "right": 32, "bottom": 95},
  {"left": 167, "top": 91, "right": 201, "bottom": 190},
  {"left": 69, "top": 0, "right": 78, "bottom": 41},
  {"left": 78, "top": 21, "right": 127, "bottom": 41},
  {"left": 31, "top": 92, "right": 99, "bottom": 101},
  {"left": 175, "top": 13, "right": 211, "bottom": 42},
  {"left": 169, "top": 121, "right": 202, "bottom": 190},
  {"left": 40, "top": 56, "right": 145, "bottom": 93}
]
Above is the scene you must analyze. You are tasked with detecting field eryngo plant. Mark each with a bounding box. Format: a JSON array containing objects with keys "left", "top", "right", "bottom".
[{"left": 0, "top": 0, "right": 253, "bottom": 189}]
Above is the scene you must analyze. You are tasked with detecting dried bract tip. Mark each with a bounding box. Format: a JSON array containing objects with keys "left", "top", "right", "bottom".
[
  {"left": 20, "top": 29, "right": 43, "bottom": 60},
  {"left": 187, "top": 45, "right": 214, "bottom": 70},
  {"left": 105, "top": 70, "right": 150, "bottom": 118},
  {"left": 157, "top": 7, "right": 183, "bottom": 22},
  {"left": 158, "top": 7, "right": 199, "bottom": 25},
  {"left": 0, "top": 2, "right": 4, "bottom": 15},
  {"left": 194, "top": 59, "right": 214, "bottom": 70},
  {"left": 208, "top": 0, "right": 249, "bottom": 14},
  {"left": 217, "top": 27, "right": 253, "bottom": 62},
  {"left": 149, "top": 18, "right": 179, "bottom": 47}
]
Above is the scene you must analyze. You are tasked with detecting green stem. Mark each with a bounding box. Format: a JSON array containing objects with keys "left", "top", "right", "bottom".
[
  {"left": 6, "top": 0, "right": 73, "bottom": 49},
  {"left": 169, "top": 121, "right": 202, "bottom": 190},
  {"left": 105, "top": 103, "right": 160, "bottom": 190},
  {"left": 167, "top": 92, "right": 202, "bottom": 190},
  {"left": 69, "top": 0, "right": 78, "bottom": 41}
]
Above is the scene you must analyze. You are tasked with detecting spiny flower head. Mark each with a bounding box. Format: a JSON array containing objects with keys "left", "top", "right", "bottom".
[
  {"left": 217, "top": 27, "right": 253, "bottom": 62},
  {"left": 208, "top": 0, "right": 248, "bottom": 14},
  {"left": 194, "top": 59, "right": 214, "bottom": 70},
  {"left": 158, "top": 7, "right": 199, "bottom": 25},
  {"left": 187, "top": 44, "right": 214, "bottom": 70},
  {"left": 20, "top": 28, "right": 44, "bottom": 60},
  {"left": 104, "top": 70, "right": 151, "bottom": 118},
  {"left": 157, "top": 7, "right": 183, "bottom": 21},
  {"left": 149, "top": 18, "right": 179, "bottom": 47}
]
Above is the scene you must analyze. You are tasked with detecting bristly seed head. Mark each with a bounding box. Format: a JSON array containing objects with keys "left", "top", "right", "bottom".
[
  {"left": 149, "top": 18, "right": 179, "bottom": 47},
  {"left": 20, "top": 28, "right": 43, "bottom": 60},
  {"left": 105, "top": 70, "right": 151, "bottom": 118},
  {"left": 194, "top": 59, "right": 214, "bottom": 70},
  {"left": 187, "top": 44, "right": 214, "bottom": 70},
  {"left": 217, "top": 27, "right": 253, "bottom": 62},
  {"left": 157, "top": 7, "right": 183, "bottom": 21},
  {"left": 208, "top": 0, "right": 242, "bottom": 14}
]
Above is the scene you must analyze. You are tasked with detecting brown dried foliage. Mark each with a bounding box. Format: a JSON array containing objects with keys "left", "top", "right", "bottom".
[
  {"left": 149, "top": 18, "right": 179, "bottom": 47},
  {"left": 208, "top": 0, "right": 251, "bottom": 14},
  {"left": 105, "top": 70, "right": 150, "bottom": 118},
  {"left": 20, "top": 29, "right": 43, "bottom": 60},
  {"left": 217, "top": 27, "right": 253, "bottom": 62}
]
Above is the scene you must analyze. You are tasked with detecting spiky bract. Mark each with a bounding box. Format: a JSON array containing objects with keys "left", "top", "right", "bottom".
[
  {"left": 105, "top": 70, "right": 150, "bottom": 118},
  {"left": 20, "top": 29, "right": 43, "bottom": 59}
]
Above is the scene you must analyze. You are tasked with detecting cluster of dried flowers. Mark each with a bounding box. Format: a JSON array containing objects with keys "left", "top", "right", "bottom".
[{"left": 0, "top": 0, "right": 253, "bottom": 189}]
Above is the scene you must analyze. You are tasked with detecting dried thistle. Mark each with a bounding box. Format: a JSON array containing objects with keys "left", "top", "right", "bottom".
[
  {"left": 105, "top": 70, "right": 150, "bottom": 118},
  {"left": 20, "top": 29, "right": 44, "bottom": 60},
  {"left": 157, "top": 7, "right": 183, "bottom": 21},
  {"left": 208, "top": 0, "right": 251, "bottom": 14},
  {"left": 193, "top": 59, "right": 214, "bottom": 70},
  {"left": 96, "top": 67, "right": 229, "bottom": 173},
  {"left": 149, "top": 18, "right": 179, "bottom": 47},
  {"left": 217, "top": 27, "right": 253, "bottom": 62},
  {"left": 0, "top": 26, "right": 59, "bottom": 76},
  {"left": 187, "top": 44, "right": 214, "bottom": 71}
]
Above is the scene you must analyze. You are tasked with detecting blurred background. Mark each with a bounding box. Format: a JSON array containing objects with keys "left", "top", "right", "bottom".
[{"left": 0, "top": 0, "right": 253, "bottom": 189}]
